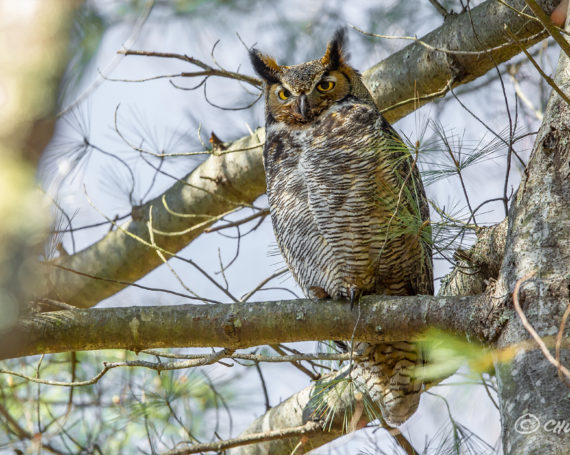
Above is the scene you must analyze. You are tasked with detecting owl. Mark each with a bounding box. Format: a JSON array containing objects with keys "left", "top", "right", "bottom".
[{"left": 250, "top": 29, "right": 433, "bottom": 426}]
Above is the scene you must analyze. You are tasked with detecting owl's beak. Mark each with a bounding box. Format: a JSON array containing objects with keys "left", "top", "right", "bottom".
[{"left": 297, "top": 94, "right": 309, "bottom": 121}]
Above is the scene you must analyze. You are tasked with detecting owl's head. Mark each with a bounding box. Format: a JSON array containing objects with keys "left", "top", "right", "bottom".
[{"left": 250, "top": 29, "right": 374, "bottom": 126}]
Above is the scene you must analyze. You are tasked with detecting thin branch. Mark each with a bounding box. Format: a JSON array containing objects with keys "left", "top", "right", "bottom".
[
  {"left": 240, "top": 268, "right": 288, "bottom": 302},
  {"left": 161, "top": 421, "right": 321, "bottom": 455},
  {"left": 504, "top": 25, "right": 570, "bottom": 106},
  {"left": 0, "top": 349, "right": 233, "bottom": 387},
  {"left": 512, "top": 271, "right": 570, "bottom": 381},
  {"left": 117, "top": 49, "right": 262, "bottom": 88},
  {"left": 254, "top": 362, "right": 271, "bottom": 411},
  {"left": 270, "top": 345, "right": 320, "bottom": 380},
  {"left": 523, "top": 0, "right": 570, "bottom": 58},
  {"left": 47, "top": 262, "right": 221, "bottom": 304},
  {"left": 204, "top": 209, "right": 270, "bottom": 233},
  {"left": 147, "top": 207, "right": 201, "bottom": 300},
  {"left": 381, "top": 75, "right": 456, "bottom": 116},
  {"left": 351, "top": 24, "right": 544, "bottom": 56},
  {"left": 480, "top": 373, "right": 500, "bottom": 410},
  {"left": 555, "top": 303, "right": 570, "bottom": 385},
  {"left": 140, "top": 350, "right": 356, "bottom": 363},
  {"left": 50, "top": 213, "right": 130, "bottom": 234},
  {"left": 428, "top": 0, "right": 450, "bottom": 17}
]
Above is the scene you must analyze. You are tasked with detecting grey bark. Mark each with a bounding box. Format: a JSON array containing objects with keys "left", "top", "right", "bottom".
[
  {"left": 492, "top": 8, "right": 570, "bottom": 455},
  {"left": 42, "top": 0, "right": 559, "bottom": 309}
]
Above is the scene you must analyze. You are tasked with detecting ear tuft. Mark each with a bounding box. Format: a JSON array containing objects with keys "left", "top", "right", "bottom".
[
  {"left": 322, "top": 27, "right": 349, "bottom": 70},
  {"left": 249, "top": 48, "right": 281, "bottom": 84}
]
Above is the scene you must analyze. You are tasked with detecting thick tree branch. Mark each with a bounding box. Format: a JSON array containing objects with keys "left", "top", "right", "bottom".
[
  {"left": 1, "top": 295, "right": 483, "bottom": 361},
  {"left": 43, "top": 129, "right": 266, "bottom": 308},
  {"left": 364, "top": 0, "right": 559, "bottom": 119},
  {"left": 42, "top": 0, "right": 560, "bottom": 309}
]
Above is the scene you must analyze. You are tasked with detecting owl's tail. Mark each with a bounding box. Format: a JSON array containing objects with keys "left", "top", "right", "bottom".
[{"left": 353, "top": 341, "right": 423, "bottom": 426}]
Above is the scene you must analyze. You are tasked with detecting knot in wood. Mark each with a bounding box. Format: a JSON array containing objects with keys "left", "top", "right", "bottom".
[{"left": 222, "top": 312, "right": 241, "bottom": 343}]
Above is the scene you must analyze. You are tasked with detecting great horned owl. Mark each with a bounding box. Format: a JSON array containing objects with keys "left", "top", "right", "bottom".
[{"left": 250, "top": 29, "right": 433, "bottom": 426}]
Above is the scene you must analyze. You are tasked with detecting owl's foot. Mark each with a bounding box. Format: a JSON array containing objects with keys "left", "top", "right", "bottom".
[
  {"left": 349, "top": 287, "right": 361, "bottom": 310},
  {"left": 308, "top": 286, "right": 330, "bottom": 301}
]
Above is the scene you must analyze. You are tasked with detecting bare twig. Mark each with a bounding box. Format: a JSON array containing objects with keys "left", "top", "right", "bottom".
[
  {"left": 428, "top": 0, "right": 450, "bottom": 17},
  {"left": 147, "top": 207, "right": 200, "bottom": 299},
  {"left": 504, "top": 25, "right": 570, "bottom": 106},
  {"left": 507, "top": 65, "right": 544, "bottom": 121},
  {"left": 381, "top": 76, "right": 456, "bottom": 115},
  {"left": 204, "top": 209, "right": 270, "bottom": 233},
  {"left": 523, "top": 0, "right": 570, "bottom": 58},
  {"left": 240, "top": 268, "right": 288, "bottom": 302},
  {"left": 555, "top": 303, "right": 570, "bottom": 385},
  {"left": 254, "top": 362, "right": 271, "bottom": 411},
  {"left": 270, "top": 345, "right": 320, "bottom": 380},
  {"left": 50, "top": 213, "right": 130, "bottom": 234},
  {"left": 48, "top": 262, "right": 221, "bottom": 304},
  {"left": 351, "top": 24, "right": 544, "bottom": 56},
  {"left": 161, "top": 421, "right": 321, "bottom": 455},
  {"left": 117, "top": 49, "right": 262, "bottom": 88},
  {"left": 0, "top": 349, "right": 233, "bottom": 388},
  {"left": 140, "top": 350, "right": 356, "bottom": 363},
  {"left": 512, "top": 271, "right": 570, "bottom": 382}
]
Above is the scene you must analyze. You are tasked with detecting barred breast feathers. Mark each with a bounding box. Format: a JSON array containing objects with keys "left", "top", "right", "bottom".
[{"left": 263, "top": 98, "right": 432, "bottom": 426}]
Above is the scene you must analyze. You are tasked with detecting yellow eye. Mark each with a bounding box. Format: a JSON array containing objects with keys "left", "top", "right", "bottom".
[
  {"left": 316, "top": 80, "right": 335, "bottom": 92},
  {"left": 278, "top": 89, "right": 290, "bottom": 100}
]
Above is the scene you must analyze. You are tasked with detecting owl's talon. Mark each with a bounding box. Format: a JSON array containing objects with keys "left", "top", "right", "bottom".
[
  {"left": 349, "top": 287, "right": 361, "bottom": 310},
  {"left": 308, "top": 286, "right": 329, "bottom": 301}
]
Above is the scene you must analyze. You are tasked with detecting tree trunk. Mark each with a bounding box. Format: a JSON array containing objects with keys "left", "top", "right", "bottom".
[{"left": 492, "top": 7, "right": 570, "bottom": 454}]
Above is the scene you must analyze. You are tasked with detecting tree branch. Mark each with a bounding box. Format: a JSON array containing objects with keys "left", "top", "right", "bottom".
[
  {"left": 42, "top": 0, "right": 560, "bottom": 309},
  {"left": 161, "top": 422, "right": 321, "bottom": 455},
  {"left": 1, "top": 295, "right": 483, "bottom": 361}
]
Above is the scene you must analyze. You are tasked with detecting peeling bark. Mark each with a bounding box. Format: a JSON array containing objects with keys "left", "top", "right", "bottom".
[{"left": 42, "top": 0, "right": 559, "bottom": 309}]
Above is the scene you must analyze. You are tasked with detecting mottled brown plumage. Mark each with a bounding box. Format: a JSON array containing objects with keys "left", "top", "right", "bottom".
[{"left": 250, "top": 29, "right": 433, "bottom": 426}]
